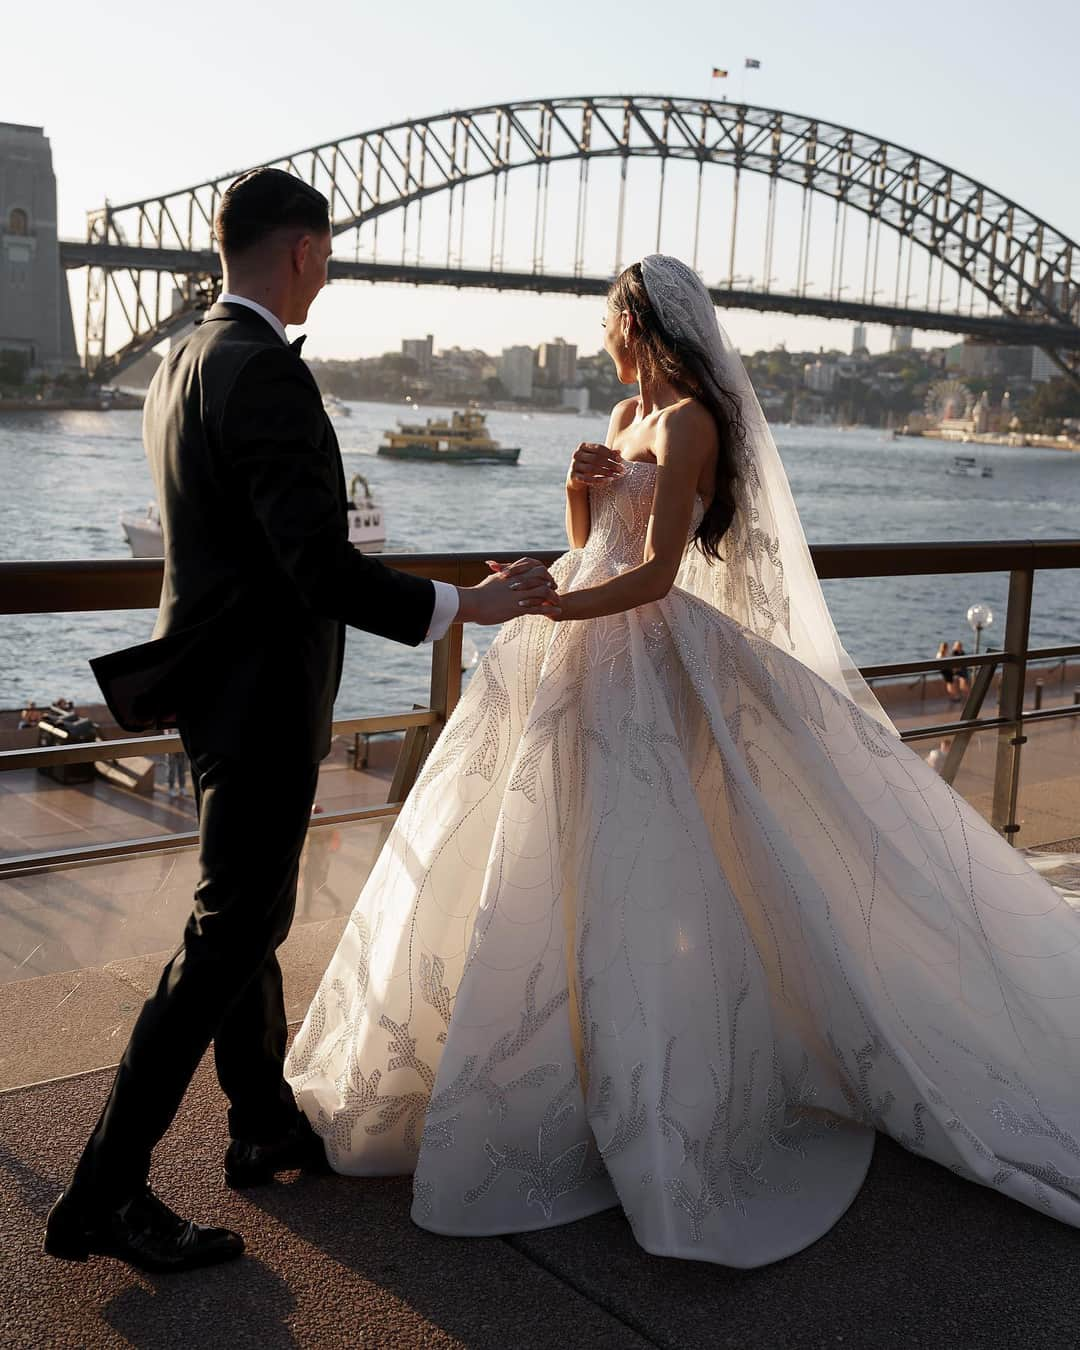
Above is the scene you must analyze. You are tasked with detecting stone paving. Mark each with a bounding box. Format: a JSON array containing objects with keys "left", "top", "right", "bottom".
[
  {"left": 3, "top": 692, "right": 1080, "bottom": 1346},
  {"left": 3, "top": 1049, "right": 1080, "bottom": 1350}
]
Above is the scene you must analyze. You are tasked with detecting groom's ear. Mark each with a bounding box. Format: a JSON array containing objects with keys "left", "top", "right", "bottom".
[{"left": 290, "top": 232, "right": 313, "bottom": 275}]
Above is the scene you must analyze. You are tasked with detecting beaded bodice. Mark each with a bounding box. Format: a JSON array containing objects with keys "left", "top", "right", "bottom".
[{"left": 583, "top": 459, "right": 705, "bottom": 573}]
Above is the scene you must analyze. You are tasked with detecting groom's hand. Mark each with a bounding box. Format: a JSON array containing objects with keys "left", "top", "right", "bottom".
[{"left": 454, "top": 558, "right": 560, "bottom": 625}]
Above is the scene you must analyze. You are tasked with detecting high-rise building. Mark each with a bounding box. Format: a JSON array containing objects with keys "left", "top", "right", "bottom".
[
  {"left": 890, "top": 326, "right": 913, "bottom": 353},
  {"left": 402, "top": 334, "right": 434, "bottom": 375},
  {"left": 851, "top": 324, "right": 868, "bottom": 355},
  {"left": 0, "top": 122, "right": 78, "bottom": 373},
  {"left": 1031, "top": 348, "right": 1056, "bottom": 384},
  {"left": 537, "top": 337, "right": 577, "bottom": 386},
  {"left": 498, "top": 345, "right": 534, "bottom": 400}
]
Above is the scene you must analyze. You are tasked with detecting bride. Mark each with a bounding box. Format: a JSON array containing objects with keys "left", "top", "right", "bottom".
[{"left": 285, "top": 255, "right": 1080, "bottom": 1268}]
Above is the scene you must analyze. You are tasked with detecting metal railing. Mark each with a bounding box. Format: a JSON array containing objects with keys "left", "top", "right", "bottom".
[{"left": 2, "top": 539, "right": 1079, "bottom": 877}]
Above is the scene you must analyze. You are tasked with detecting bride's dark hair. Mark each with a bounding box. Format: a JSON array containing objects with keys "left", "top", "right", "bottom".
[{"left": 607, "top": 263, "right": 742, "bottom": 561}]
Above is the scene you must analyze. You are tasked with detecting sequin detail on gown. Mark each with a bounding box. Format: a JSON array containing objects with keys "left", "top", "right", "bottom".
[{"left": 286, "top": 460, "right": 1080, "bottom": 1268}]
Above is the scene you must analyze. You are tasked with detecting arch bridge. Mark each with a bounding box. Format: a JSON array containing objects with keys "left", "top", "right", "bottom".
[{"left": 59, "top": 96, "right": 1080, "bottom": 385}]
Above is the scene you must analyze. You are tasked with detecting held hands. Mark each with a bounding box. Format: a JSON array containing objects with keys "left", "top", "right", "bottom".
[
  {"left": 455, "top": 557, "right": 561, "bottom": 625},
  {"left": 567, "top": 442, "right": 627, "bottom": 491}
]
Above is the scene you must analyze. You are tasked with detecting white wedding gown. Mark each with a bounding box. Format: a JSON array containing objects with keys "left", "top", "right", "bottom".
[{"left": 286, "top": 459, "right": 1080, "bottom": 1268}]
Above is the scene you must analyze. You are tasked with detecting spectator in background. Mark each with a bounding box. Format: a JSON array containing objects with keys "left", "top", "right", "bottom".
[
  {"left": 951, "top": 642, "right": 971, "bottom": 699},
  {"left": 18, "top": 700, "right": 42, "bottom": 729},
  {"left": 166, "top": 749, "right": 188, "bottom": 798},
  {"left": 936, "top": 642, "right": 959, "bottom": 702},
  {"left": 927, "top": 737, "right": 953, "bottom": 774}
]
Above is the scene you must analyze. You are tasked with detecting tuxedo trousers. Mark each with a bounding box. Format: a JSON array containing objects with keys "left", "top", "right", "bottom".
[{"left": 71, "top": 734, "right": 320, "bottom": 1204}]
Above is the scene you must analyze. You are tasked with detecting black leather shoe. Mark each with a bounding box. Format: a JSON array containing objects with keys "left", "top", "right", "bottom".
[
  {"left": 43, "top": 1186, "right": 244, "bottom": 1273},
  {"left": 223, "top": 1116, "right": 331, "bottom": 1190}
]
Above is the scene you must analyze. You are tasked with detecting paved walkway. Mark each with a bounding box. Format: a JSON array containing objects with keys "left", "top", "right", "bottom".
[
  {"left": 3, "top": 1050, "right": 1080, "bottom": 1350},
  {"left": 0, "top": 726, "right": 396, "bottom": 862}
]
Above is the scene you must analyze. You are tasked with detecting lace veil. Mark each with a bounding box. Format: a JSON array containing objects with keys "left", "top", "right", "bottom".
[{"left": 640, "top": 254, "right": 894, "bottom": 732}]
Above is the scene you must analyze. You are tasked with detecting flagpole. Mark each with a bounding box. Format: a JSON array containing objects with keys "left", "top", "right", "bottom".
[
  {"left": 708, "top": 67, "right": 730, "bottom": 106},
  {"left": 742, "top": 58, "right": 761, "bottom": 106}
]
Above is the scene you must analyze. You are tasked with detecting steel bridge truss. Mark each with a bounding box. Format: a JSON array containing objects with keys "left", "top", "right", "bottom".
[{"left": 75, "top": 95, "right": 1080, "bottom": 383}]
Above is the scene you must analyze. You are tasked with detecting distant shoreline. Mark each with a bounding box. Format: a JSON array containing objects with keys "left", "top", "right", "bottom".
[
  {"left": 896, "top": 427, "right": 1080, "bottom": 453},
  {"left": 0, "top": 393, "right": 144, "bottom": 413}
]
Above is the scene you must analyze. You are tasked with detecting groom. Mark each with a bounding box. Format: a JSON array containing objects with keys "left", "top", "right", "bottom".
[{"left": 44, "top": 167, "right": 558, "bottom": 1273}]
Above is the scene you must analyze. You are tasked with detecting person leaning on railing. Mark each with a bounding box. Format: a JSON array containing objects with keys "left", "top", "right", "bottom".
[
  {"left": 17, "top": 700, "right": 42, "bottom": 729},
  {"left": 44, "top": 165, "right": 560, "bottom": 1276},
  {"left": 950, "top": 640, "right": 972, "bottom": 698}
]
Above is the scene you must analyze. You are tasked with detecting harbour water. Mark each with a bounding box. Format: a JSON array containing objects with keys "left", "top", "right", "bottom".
[{"left": 1, "top": 402, "right": 1077, "bottom": 718}]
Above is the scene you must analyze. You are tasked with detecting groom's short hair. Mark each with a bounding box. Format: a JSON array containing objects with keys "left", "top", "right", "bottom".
[{"left": 215, "top": 168, "right": 330, "bottom": 258}]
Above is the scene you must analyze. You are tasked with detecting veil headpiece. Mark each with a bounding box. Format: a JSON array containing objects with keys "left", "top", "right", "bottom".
[{"left": 638, "top": 254, "right": 893, "bottom": 731}]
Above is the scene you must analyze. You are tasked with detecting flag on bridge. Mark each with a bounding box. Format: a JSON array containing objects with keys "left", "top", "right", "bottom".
[
  {"left": 745, "top": 57, "right": 761, "bottom": 68},
  {"left": 711, "top": 67, "right": 728, "bottom": 77}
]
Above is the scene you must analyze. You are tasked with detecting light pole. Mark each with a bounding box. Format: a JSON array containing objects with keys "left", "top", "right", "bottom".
[{"left": 966, "top": 602, "right": 994, "bottom": 655}]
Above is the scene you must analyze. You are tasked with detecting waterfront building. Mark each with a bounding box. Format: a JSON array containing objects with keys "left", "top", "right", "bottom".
[
  {"left": 0, "top": 122, "right": 78, "bottom": 374},
  {"left": 538, "top": 337, "right": 578, "bottom": 386},
  {"left": 498, "top": 345, "right": 535, "bottom": 400},
  {"left": 803, "top": 359, "right": 837, "bottom": 394},
  {"left": 430, "top": 346, "right": 487, "bottom": 401},
  {"left": 851, "top": 324, "right": 868, "bottom": 355},
  {"left": 955, "top": 339, "right": 1041, "bottom": 382},
  {"left": 890, "top": 326, "right": 914, "bottom": 352},
  {"left": 402, "top": 334, "right": 434, "bottom": 375}
]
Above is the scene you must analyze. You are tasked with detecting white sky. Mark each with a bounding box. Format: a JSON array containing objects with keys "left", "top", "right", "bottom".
[{"left": 8, "top": 0, "right": 1079, "bottom": 361}]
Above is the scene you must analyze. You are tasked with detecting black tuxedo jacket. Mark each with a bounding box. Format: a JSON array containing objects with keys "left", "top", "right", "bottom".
[{"left": 92, "top": 302, "right": 436, "bottom": 762}]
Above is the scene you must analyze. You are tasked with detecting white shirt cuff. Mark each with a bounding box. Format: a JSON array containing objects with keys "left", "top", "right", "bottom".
[{"left": 424, "top": 579, "right": 460, "bottom": 643}]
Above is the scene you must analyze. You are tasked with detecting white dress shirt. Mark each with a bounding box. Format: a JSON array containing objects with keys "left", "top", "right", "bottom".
[{"left": 217, "top": 292, "right": 460, "bottom": 642}]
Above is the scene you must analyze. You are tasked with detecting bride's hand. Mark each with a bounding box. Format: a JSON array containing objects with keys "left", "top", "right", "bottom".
[
  {"left": 567, "top": 442, "right": 626, "bottom": 491},
  {"left": 484, "top": 557, "right": 558, "bottom": 590},
  {"left": 453, "top": 557, "right": 560, "bottom": 626}
]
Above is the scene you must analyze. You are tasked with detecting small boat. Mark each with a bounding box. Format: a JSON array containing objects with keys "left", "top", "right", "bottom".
[
  {"left": 346, "top": 473, "right": 386, "bottom": 550},
  {"left": 946, "top": 454, "right": 993, "bottom": 479},
  {"left": 322, "top": 393, "right": 351, "bottom": 418},
  {"left": 377, "top": 410, "right": 520, "bottom": 464},
  {"left": 120, "top": 503, "right": 164, "bottom": 557},
  {"left": 122, "top": 480, "right": 386, "bottom": 558}
]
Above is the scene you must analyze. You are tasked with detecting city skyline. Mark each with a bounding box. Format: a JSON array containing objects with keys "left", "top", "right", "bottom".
[{"left": 6, "top": 0, "right": 1079, "bottom": 362}]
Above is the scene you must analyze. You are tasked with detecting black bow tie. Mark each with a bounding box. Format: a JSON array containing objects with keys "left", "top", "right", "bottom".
[{"left": 290, "top": 335, "right": 306, "bottom": 353}]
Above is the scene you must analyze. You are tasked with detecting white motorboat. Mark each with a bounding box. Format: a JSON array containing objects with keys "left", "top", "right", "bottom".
[
  {"left": 122, "top": 478, "right": 386, "bottom": 557},
  {"left": 346, "top": 473, "right": 386, "bottom": 550},
  {"left": 120, "top": 503, "right": 164, "bottom": 557},
  {"left": 946, "top": 454, "right": 993, "bottom": 479},
  {"left": 322, "top": 393, "right": 351, "bottom": 418}
]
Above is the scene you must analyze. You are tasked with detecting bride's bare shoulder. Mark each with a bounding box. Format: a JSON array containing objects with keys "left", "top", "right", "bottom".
[
  {"left": 656, "top": 397, "right": 717, "bottom": 453},
  {"left": 604, "top": 396, "right": 639, "bottom": 448}
]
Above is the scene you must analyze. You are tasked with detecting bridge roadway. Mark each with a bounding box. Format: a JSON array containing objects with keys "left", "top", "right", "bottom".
[{"left": 60, "top": 240, "right": 1080, "bottom": 351}]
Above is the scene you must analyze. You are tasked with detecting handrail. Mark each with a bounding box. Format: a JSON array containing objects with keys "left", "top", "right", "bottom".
[
  {"left": 3, "top": 538, "right": 1080, "bottom": 613},
  {"left": 0, "top": 710, "right": 441, "bottom": 773},
  {"left": 0, "top": 800, "right": 403, "bottom": 880},
  {"left": 2, "top": 540, "right": 1080, "bottom": 874},
  {"left": 863, "top": 645, "right": 1080, "bottom": 682}
]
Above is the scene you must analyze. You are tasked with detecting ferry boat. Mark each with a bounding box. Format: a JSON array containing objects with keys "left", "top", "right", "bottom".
[
  {"left": 946, "top": 454, "right": 993, "bottom": 479},
  {"left": 377, "top": 410, "right": 520, "bottom": 464},
  {"left": 121, "top": 478, "right": 386, "bottom": 557}
]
